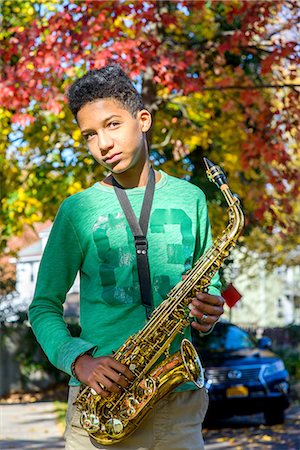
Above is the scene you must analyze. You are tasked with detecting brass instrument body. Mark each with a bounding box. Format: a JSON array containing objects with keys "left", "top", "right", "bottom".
[
  {"left": 77, "top": 338, "right": 203, "bottom": 445},
  {"left": 74, "top": 159, "right": 244, "bottom": 445}
]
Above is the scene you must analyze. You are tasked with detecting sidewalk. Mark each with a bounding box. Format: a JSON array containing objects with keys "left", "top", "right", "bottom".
[
  {"left": 203, "top": 404, "right": 300, "bottom": 450},
  {"left": 0, "top": 401, "right": 64, "bottom": 449}
]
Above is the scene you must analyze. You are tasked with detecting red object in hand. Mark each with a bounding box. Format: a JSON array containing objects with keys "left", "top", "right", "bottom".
[{"left": 222, "top": 283, "right": 242, "bottom": 308}]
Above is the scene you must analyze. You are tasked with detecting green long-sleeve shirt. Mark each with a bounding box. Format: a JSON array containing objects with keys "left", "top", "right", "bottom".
[{"left": 29, "top": 170, "right": 221, "bottom": 387}]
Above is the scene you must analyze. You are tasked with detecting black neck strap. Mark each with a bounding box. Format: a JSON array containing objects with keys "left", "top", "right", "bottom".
[{"left": 112, "top": 167, "right": 155, "bottom": 319}]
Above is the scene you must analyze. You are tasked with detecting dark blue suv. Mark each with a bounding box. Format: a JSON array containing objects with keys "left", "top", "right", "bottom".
[{"left": 195, "top": 321, "right": 290, "bottom": 425}]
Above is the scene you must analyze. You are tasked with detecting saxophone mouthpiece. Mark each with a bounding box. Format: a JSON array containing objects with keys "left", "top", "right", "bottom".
[
  {"left": 203, "top": 157, "right": 227, "bottom": 188},
  {"left": 203, "top": 157, "right": 214, "bottom": 171}
]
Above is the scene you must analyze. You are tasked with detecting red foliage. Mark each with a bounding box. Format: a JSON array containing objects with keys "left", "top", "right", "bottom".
[{"left": 1, "top": 0, "right": 299, "bottom": 232}]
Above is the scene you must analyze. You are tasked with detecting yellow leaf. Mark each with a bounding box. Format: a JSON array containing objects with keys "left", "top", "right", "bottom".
[
  {"left": 29, "top": 213, "right": 41, "bottom": 223},
  {"left": 26, "top": 63, "right": 34, "bottom": 70},
  {"left": 72, "top": 129, "right": 81, "bottom": 142},
  {"left": 114, "top": 16, "right": 123, "bottom": 28},
  {"left": 67, "top": 181, "right": 82, "bottom": 195},
  {"left": 261, "top": 435, "right": 272, "bottom": 441}
]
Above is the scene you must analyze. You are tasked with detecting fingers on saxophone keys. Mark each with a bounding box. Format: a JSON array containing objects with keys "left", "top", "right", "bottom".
[
  {"left": 190, "top": 300, "right": 223, "bottom": 317},
  {"left": 195, "top": 294, "right": 224, "bottom": 307},
  {"left": 115, "top": 373, "right": 131, "bottom": 389},
  {"left": 113, "top": 362, "right": 135, "bottom": 381},
  {"left": 98, "top": 379, "right": 119, "bottom": 395},
  {"left": 93, "top": 375, "right": 128, "bottom": 396},
  {"left": 219, "top": 297, "right": 225, "bottom": 313},
  {"left": 197, "top": 313, "right": 215, "bottom": 325},
  {"left": 209, "top": 303, "right": 224, "bottom": 316},
  {"left": 201, "top": 313, "right": 209, "bottom": 323},
  {"left": 219, "top": 296, "right": 225, "bottom": 306},
  {"left": 188, "top": 303, "right": 211, "bottom": 320},
  {"left": 90, "top": 382, "right": 108, "bottom": 397}
]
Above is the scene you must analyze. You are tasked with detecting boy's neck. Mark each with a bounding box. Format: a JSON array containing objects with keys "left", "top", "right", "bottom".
[{"left": 102, "top": 161, "right": 158, "bottom": 189}]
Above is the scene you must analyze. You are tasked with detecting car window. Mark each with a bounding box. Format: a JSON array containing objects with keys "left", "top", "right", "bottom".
[{"left": 199, "top": 324, "right": 256, "bottom": 352}]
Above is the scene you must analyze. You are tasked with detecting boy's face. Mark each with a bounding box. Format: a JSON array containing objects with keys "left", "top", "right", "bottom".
[{"left": 77, "top": 99, "right": 151, "bottom": 174}]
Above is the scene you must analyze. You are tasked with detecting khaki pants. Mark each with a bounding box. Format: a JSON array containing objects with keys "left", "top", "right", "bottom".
[{"left": 64, "top": 386, "right": 209, "bottom": 450}]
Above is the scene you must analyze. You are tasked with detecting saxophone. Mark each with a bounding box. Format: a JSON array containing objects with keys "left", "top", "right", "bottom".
[{"left": 74, "top": 158, "right": 244, "bottom": 445}]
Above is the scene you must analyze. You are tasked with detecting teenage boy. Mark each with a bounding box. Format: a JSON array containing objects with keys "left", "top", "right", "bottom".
[{"left": 29, "top": 64, "right": 224, "bottom": 450}]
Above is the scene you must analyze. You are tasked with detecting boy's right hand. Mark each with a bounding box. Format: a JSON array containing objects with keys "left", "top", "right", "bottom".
[{"left": 74, "top": 354, "right": 135, "bottom": 397}]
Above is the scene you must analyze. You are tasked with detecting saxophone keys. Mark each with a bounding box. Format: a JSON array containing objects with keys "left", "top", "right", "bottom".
[
  {"left": 105, "top": 418, "right": 124, "bottom": 436},
  {"left": 127, "top": 397, "right": 139, "bottom": 416},
  {"left": 129, "top": 363, "right": 137, "bottom": 372},
  {"left": 144, "top": 377, "right": 155, "bottom": 396},
  {"left": 80, "top": 411, "right": 100, "bottom": 432},
  {"left": 119, "top": 409, "right": 129, "bottom": 419},
  {"left": 127, "top": 407, "right": 136, "bottom": 417}
]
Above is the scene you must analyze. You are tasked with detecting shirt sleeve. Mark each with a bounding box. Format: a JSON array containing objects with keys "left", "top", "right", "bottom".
[
  {"left": 28, "top": 202, "right": 97, "bottom": 376},
  {"left": 194, "top": 191, "right": 222, "bottom": 297}
]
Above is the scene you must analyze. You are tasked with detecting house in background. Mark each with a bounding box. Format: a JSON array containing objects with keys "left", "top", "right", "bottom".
[
  {"left": 223, "top": 251, "right": 300, "bottom": 328},
  {"left": 7, "top": 225, "right": 300, "bottom": 328},
  {"left": 9, "top": 224, "right": 79, "bottom": 319}
]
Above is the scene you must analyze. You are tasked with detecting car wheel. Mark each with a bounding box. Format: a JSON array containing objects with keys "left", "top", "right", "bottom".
[{"left": 264, "top": 409, "right": 285, "bottom": 426}]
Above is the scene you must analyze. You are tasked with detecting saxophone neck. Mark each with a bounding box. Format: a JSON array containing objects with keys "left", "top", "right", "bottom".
[
  {"left": 204, "top": 157, "right": 244, "bottom": 234},
  {"left": 224, "top": 201, "right": 244, "bottom": 245}
]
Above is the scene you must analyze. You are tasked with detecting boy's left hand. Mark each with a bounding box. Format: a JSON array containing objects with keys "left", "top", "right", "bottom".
[{"left": 189, "top": 292, "right": 225, "bottom": 333}]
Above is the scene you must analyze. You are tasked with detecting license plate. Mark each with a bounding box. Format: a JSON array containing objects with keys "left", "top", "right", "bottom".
[{"left": 226, "top": 385, "right": 249, "bottom": 398}]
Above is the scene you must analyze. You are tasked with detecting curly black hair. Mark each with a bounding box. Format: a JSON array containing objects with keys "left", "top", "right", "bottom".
[{"left": 67, "top": 65, "right": 144, "bottom": 118}]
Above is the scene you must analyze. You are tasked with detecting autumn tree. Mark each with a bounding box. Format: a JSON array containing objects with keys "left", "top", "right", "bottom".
[{"left": 1, "top": 0, "right": 299, "bottom": 266}]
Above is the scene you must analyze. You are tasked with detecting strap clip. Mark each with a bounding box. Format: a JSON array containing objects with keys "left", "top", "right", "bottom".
[{"left": 134, "top": 235, "right": 148, "bottom": 255}]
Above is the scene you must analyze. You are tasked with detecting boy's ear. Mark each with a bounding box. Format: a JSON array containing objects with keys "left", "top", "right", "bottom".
[{"left": 138, "top": 109, "right": 152, "bottom": 132}]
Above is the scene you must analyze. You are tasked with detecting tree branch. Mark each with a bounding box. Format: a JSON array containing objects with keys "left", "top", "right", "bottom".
[
  {"left": 151, "top": 129, "right": 174, "bottom": 150},
  {"left": 202, "top": 83, "right": 300, "bottom": 91}
]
